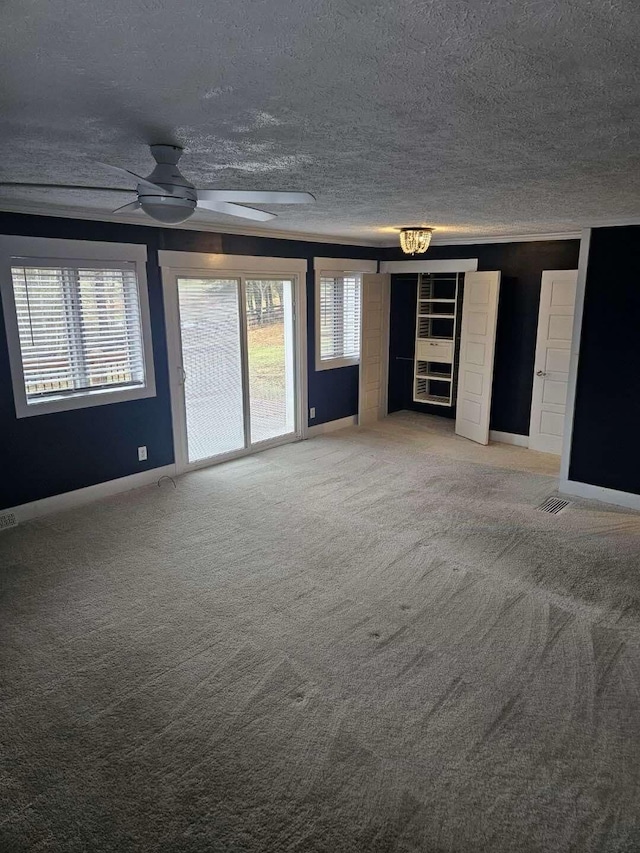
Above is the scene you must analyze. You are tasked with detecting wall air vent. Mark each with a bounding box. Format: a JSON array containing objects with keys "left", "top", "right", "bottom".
[{"left": 537, "top": 497, "right": 570, "bottom": 515}]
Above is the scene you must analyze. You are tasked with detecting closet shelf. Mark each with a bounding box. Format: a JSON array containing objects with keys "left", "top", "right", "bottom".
[
  {"left": 414, "top": 393, "right": 451, "bottom": 406},
  {"left": 416, "top": 373, "right": 452, "bottom": 382},
  {"left": 418, "top": 313, "right": 455, "bottom": 319},
  {"left": 414, "top": 271, "right": 462, "bottom": 408}
]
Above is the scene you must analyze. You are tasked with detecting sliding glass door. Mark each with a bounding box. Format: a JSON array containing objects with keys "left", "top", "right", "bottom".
[
  {"left": 246, "top": 279, "right": 296, "bottom": 443},
  {"left": 177, "top": 277, "right": 245, "bottom": 462},
  {"left": 173, "top": 275, "right": 297, "bottom": 468}
]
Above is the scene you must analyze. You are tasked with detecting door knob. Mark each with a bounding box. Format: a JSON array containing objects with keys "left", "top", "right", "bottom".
[{"left": 536, "top": 370, "right": 547, "bottom": 377}]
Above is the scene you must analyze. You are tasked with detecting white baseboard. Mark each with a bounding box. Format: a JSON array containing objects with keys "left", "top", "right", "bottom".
[
  {"left": 307, "top": 415, "right": 358, "bottom": 438},
  {"left": 1, "top": 464, "right": 177, "bottom": 527},
  {"left": 559, "top": 478, "right": 640, "bottom": 512},
  {"left": 489, "top": 430, "right": 529, "bottom": 447}
]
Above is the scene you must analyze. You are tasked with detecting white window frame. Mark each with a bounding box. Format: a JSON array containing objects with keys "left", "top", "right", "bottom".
[
  {"left": 158, "top": 250, "right": 309, "bottom": 467},
  {"left": 313, "top": 257, "right": 377, "bottom": 371},
  {"left": 379, "top": 259, "right": 479, "bottom": 273},
  {"left": 0, "top": 236, "right": 155, "bottom": 418}
]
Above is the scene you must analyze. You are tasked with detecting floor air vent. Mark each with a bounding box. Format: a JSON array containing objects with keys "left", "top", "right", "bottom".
[
  {"left": 537, "top": 496, "right": 570, "bottom": 515},
  {"left": 0, "top": 512, "right": 17, "bottom": 530}
]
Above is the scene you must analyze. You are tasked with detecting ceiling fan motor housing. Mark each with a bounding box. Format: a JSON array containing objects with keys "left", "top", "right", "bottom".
[{"left": 139, "top": 145, "right": 197, "bottom": 223}]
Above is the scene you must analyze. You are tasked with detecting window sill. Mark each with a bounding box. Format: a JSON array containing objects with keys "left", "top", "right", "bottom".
[
  {"left": 315, "top": 357, "right": 360, "bottom": 372},
  {"left": 15, "top": 383, "right": 157, "bottom": 418}
]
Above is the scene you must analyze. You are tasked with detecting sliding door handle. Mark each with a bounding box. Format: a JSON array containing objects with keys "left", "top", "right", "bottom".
[
  {"left": 536, "top": 370, "right": 547, "bottom": 377},
  {"left": 178, "top": 366, "right": 187, "bottom": 384}
]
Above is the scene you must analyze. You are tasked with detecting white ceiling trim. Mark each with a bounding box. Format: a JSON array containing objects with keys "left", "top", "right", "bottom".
[
  {"left": 380, "top": 231, "right": 582, "bottom": 248},
  {"left": 0, "top": 201, "right": 381, "bottom": 247},
  {"left": 380, "top": 221, "right": 640, "bottom": 247},
  {"left": 431, "top": 231, "right": 582, "bottom": 245},
  {"left": 7, "top": 203, "right": 631, "bottom": 250}
]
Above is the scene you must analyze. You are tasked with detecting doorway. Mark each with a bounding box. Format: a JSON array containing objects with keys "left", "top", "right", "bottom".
[
  {"left": 161, "top": 255, "right": 306, "bottom": 472},
  {"left": 528, "top": 269, "right": 579, "bottom": 454}
]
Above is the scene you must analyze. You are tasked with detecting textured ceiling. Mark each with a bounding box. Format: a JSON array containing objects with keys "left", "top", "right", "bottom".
[{"left": 0, "top": 0, "right": 639, "bottom": 243}]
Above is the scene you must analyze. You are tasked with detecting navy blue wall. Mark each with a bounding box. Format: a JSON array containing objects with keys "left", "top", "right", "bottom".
[
  {"left": 0, "top": 213, "right": 378, "bottom": 510},
  {"left": 385, "top": 239, "right": 581, "bottom": 435},
  {"left": 0, "top": 214, "right": 584, "bottom": 511},
  {"left": 569, "top": 226, "right": 640, "bottom": 494}
]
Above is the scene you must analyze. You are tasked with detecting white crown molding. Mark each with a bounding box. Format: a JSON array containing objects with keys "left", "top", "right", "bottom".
[
  {"left": 430, "top": 231, "right": 583, "bottom": 245},
  {"left": 379, "top": 231, "right": 583, "bottom": 248},
  {"left": 380, "top": 220, "right": 640, "bottom": 247},
  {"left": 0, "top": 201, "right": 381, "bottom": 248},
  {"left": 570, "top": 216, "right": 640, "bottom": 229},
  {"left": 2, "top": 202, "right": 636, "bottom": 251}
]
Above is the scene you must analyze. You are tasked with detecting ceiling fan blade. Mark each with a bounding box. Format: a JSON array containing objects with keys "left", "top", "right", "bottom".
[
  {"left": 97, "top": 162, "right": 166, "bottom": 193},
  {"left": 196, "top": 199, "right": 276, "bottom": 221},
  {"left": 0, "top": 182, "right": 134, "bottom": 193},
  {"left": 112, "top": 200, "right": 141, "bottom": 214},
  {"left": 198, "top": 190, "right": 315, "bottom": 204}
]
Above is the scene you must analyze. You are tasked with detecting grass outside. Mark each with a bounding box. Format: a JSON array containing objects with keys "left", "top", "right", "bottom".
[{"left": 248, "top": 320, "right": 286, "bottom": 398}]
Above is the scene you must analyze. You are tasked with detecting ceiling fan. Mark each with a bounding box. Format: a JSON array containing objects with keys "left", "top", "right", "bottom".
[{"left": 0, "top": 144, "right": 316, "bottom": 225}]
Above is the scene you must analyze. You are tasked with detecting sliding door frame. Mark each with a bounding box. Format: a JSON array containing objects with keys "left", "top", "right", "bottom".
[{"left": 159, "top": 251, "right": 308, "bottom": 474}]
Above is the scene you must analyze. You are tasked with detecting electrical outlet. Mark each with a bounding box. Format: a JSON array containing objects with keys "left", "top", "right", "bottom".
[
  {"left": 138, "top": 446, "right": 147, "bottom": 462},
  {"left": 309, "top": 407, "right": 316, "bottom": 419}
]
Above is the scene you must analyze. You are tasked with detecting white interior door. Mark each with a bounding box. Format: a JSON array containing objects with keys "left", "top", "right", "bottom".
[
  {"left": 528, "top": 269, "right": 578, "bottom": 454},
  {"left": 358, "top": 273, "right": 390, "bottom": 425},
  {"left": 455, "top": 271, "right": 501, "bottom": 444}
]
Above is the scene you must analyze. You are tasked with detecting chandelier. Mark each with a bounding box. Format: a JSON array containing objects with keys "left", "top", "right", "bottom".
[{"left": 399, "top": 227, "right": 434, "bottom": 255}]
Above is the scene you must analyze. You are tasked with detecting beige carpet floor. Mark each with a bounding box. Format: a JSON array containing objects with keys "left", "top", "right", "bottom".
[{"left": 1, "top": 412, "right": 640, "bottom": 852}]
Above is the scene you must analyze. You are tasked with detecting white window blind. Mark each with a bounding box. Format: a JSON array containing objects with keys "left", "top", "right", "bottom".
[
  {"left": 10, "top": 263, "right": 146, "bottom": 404},
  {"left": 319, "top": 274, "right": 361, "bottom": 362}
]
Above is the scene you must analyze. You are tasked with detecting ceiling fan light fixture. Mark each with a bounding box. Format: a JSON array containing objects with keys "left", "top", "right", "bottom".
[
  {"left": 399, "top": 227, "right": 434, "bottom": 255},
  {"left": 139, "top": 195, "right": 196, "bottom": 224}
]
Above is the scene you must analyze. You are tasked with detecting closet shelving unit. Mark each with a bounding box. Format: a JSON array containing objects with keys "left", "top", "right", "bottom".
[{"left": 414, "top": 273, "right": 462, "bottom": 406}]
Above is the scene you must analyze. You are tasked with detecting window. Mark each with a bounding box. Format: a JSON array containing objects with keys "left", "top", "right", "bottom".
[
  {"left": 319, "top": 274, "right": 361, "bottom": 363},
  {"left": 0, "top": 238, "right": 155, "bottom": 417},
  {"left": 316, "top": 272, "right": 362, "bottom": 370},
  {"left": 313, "top": 257, "right": 377, "bottom": 371}
]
